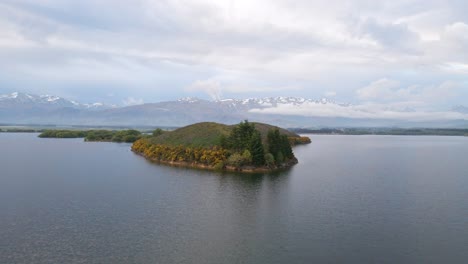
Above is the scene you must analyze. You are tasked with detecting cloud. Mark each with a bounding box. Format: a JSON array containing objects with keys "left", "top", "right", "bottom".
[
  {"left": 357, "top": 17, "right": 420, "bottom": 52},
  {"left": 0, "top": 0, "right": 467, "bottom": 108},
  {"left": 249, "top": 101, "right": 468, "bottom": 121},
  {"left": 357, "top": 78, "right": 401, "bottom": 100},
  {"left": 357, "top": 78, "right": 461, "bottom": 103},
  {"left": 324, "top": 91, "right": 337, "bottom": 97},
  {"left": 441, "top": 62, "right": 468, "bottom": 74},
  {"left": 186, "top": 79, "right": 222, "bottom": 100},
  {"left": 444, "top": 22, "right": 468, "bottom": 44},
  {"left": 122, "top": 97, "right": 144, "bottom": 106}
]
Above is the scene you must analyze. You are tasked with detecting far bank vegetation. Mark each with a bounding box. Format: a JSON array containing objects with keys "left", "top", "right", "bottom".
[{"left": 39, "top": 129, "right": 142, "bottom": 143}]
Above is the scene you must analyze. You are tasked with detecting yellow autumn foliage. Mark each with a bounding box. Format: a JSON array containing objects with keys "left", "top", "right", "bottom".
[{"left": 132, "top": 138, "right": 229, "bottom": 166}]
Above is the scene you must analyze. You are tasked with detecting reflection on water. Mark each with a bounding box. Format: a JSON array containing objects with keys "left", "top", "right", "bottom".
[{"left": 1, "top": 133, "right": 467, "bottom": 263}]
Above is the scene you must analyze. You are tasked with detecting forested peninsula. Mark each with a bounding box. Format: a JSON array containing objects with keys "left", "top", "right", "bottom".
[
  {"left": 132, "top": 121, "right": 310, "bottom": 172},
  {"left": 39, "top": 129, "right": 142, "bottom": 143}
]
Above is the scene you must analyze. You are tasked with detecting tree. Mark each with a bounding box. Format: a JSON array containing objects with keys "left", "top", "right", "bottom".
[
  {"left": 267, "top": 129, "right": 281, "bottom": 158},
  {"left": 222, "top": 120, "right": 269, "bottom": 167},
  {"left": 267, "top": 129, "right": 293, "bottom": 164},
  {"left": 153, "top": 128, "right": 164, "bottom": 137},
  {"left": 280, "top": 135, "right": 293, "bottom": 159},
  {"left": 249, "top": 130, "right": 265, "bottom": 165},
  {"left": 225, "top": 120, "right": 256, "bottom": 151}
]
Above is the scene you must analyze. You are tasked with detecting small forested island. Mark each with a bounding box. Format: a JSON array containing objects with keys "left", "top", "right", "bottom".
[
  {"left": 132, "top": 121, "right": 311, "bottom": 172},
  {"left": 0, "top": 127, "right": 40, "bottom": 133},
  {"left": 39, "top": 129, "right": 142, "bottom": 143}
]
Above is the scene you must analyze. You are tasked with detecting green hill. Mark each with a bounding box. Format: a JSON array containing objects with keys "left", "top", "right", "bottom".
[{"left": 148, "top": 122, "right": 231, "bottom": 147}]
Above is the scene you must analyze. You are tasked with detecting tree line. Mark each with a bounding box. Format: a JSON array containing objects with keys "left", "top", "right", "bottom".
[{"left": 39, "top": 129, "right": 142, "bottom": 143}]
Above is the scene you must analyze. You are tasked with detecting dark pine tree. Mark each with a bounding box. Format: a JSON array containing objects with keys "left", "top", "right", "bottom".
[
  {"left": 249, "top": 130, "right": 265, "bottom": 165},
  {"left": 280, "top": 134, "right": 294, "bottom": 159},
  {"left": 267, "top": 129, "right": 281, "bottom": 158}
]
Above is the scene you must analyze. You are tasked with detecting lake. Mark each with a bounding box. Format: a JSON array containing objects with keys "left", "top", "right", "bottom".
[{"left": 1, "top": 133, "right": 467, "bottom": 263}]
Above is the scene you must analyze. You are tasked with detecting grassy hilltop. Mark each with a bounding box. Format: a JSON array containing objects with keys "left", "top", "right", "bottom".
[{"left": 147, "top": 122, "right": 302, "bottom": 147}]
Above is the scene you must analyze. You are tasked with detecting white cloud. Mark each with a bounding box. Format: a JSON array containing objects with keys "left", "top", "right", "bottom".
[
  {"left": 357, "top": 78, "right": 401, "bottom": 100},
  {"left": 0, "top": 0, "right": 467, "bottom": 109},
  {"left": 324, "top": 91, "right": 337, "bottom": 97},
  {"left": 186, "top": 79, "right": 222, "bottom": 100},
  {"left": 122, "top": 97, "right": 144, "bottom": 106},
  {"left": 441, "top": 62, "right": 468, "bottom": 74},
  {"left": 249, "top": 101, "right": 468, "bottom": 121},
  {"left": 444, "top": 22, "right": 468, "bottom": 43},
  {"left": 357, "top": 17, "right": 420, "bottom": 52},
  {"left": 357, "top": 78, "right": 461, "bottom": 103}
]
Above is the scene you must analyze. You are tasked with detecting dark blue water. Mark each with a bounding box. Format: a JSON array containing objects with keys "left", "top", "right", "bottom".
[{"left": 1, "top": 133, "right": 467, "bottom": 263}]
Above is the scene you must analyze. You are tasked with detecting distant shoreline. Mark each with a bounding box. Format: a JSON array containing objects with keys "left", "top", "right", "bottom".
[
  {"left": 290, "top": 128, "right": 468, "bottom": 137},
  {"left": 1, "top": 125, "right": 467, "bottom": 137}
]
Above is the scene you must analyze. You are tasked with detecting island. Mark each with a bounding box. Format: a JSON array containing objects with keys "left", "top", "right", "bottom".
[
  {"left": 131, "top": 121, "right": 310, "bottom": 172},
  {"left": 38, "top": 129, "right": 143, "bottom": 143}
]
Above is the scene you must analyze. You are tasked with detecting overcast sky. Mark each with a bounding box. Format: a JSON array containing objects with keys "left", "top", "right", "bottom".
[{"left": 0, "top": 0, "right": 467, "bottom": 110}]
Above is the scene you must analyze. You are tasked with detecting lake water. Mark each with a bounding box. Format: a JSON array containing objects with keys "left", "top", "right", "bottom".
[{"left": 1, "top": 133, "right": 467, "bottom": 263}]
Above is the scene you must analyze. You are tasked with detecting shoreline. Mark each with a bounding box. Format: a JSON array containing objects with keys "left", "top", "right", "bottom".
[{"left": 132, "top": 151, "right": 298, "bottom": 173}]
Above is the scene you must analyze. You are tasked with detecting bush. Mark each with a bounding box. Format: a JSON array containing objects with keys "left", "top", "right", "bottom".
[
  {"left": 265, "top": 153, "right": 275, "bottom": 167},
  {"left": 227, "top": 153, "right": 244, "bottom": 168},
  {"left": 241, "top": 150, "right": 252, "bottom": 164},
  {"left": 275, "top": 151, "right": 284, "bottom": 164},
  {"left": 214, "top": 161, "right": 225, "bottom": 170}
]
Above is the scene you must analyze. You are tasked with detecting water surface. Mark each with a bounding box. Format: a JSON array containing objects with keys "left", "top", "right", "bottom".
[{"left": 1, "top": 134, "right": 467, "bottom": 263}]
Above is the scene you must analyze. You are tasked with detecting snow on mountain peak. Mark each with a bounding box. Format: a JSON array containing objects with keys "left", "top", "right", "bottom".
[
  {"left": 215, "top": 96, "right": 341, "bottom": 108},
  {"left": 1, "top": 92, "right": 350, "bottom": 113},
  {"left": 0, "top": 91, "right": 112, "bottom": 109},
  {"left": 178, "top": 97, "right": 201, "bottom": 103},
  {"left": 0, "top": 92, "right": 22, "bottom": 100},
  {"left": 40, "top": 95, "right": 61, "bottom": 102}
]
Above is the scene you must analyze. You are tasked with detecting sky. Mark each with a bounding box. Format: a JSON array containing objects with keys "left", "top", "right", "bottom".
[{"left": 0, "top": 0, "right": 467, "bottom": 113}]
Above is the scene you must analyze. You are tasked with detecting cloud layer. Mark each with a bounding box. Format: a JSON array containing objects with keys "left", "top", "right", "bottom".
[
  {"left": 0, "top": 0, "right": 467, "bottom": 119},
  {"left": 250, "top": 101, "right": 468, "bottom": 121}
]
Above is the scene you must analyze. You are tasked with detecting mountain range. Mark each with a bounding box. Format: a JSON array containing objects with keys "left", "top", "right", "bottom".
[{"left": 1, "top": 92, "right": 467, "bottom": 128}]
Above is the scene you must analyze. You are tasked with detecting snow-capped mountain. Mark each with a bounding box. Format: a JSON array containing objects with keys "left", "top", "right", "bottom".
[
  {"left": 176, "top": 96, "right": 347, "bottom": 108},
  {"left": 0, "top": 92, "right": 466, "bottom": 128},
  {"left": 0, "top": 92, "right": 111, "bottom": 110},
  {"left": 215, "top": 96, "right": 350, "bottom": 110},
  {"left": 0, "top": 93, "right": 351, "bottom": 126}
]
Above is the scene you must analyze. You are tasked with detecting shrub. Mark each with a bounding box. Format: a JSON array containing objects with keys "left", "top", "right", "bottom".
[
  {"left": 275, "top": 151, "right": 284, "bottom": 164},
  {"left": 241, "top": 150, "right": 252, "bottom": 164},
  {"left": 265, "top": 153, "right": 275, "bottom": 167}
]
